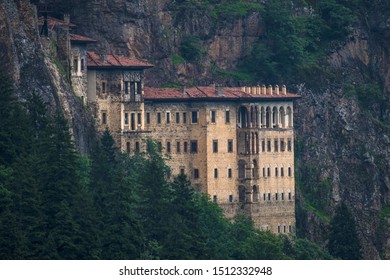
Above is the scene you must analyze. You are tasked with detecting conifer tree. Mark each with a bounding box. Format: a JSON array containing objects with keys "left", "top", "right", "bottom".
[
  {"left": 328, "top": 203, "right": 362, "bottom": 259},
  {"left": 90, "top": 130, "right": 144, "bottom": 259}
]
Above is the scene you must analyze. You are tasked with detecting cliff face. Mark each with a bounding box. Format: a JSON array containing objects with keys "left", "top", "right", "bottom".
[
  {"left": 2, "top": 0, "right": 390, "bottom": 259},
  {"left": 0, "top": 0, "right": 94, "bottom": 153},
  {"left": 68, "top": 0, "right": 264, "bottom": 86}
]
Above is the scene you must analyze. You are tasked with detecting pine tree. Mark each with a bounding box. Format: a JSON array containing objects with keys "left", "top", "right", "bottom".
[
  {"left": 37, "top": 111, "right": 85, "bottom": 259},
  {"left": 90, "top": 130, "right": 144, "bottom": 259},
  {"left": 160, "top": 173, "right": 207, "bottom": 259},
  {"left": 328, "top": 203, "right": 362, "bottom": 259}
]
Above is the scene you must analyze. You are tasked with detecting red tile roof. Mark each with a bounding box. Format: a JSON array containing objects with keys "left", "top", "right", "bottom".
[
  {"left": 38, "top": 16, "right": 76, "bottom": 29},
  {"left": 87, "top": 51, "right": 154, "bottom": 69},
  {"left": 70, "top": 33, "right": 97, "bottom": 43},
  {"left": 144, "top": 86, "right": 300, "bottom": 101}
]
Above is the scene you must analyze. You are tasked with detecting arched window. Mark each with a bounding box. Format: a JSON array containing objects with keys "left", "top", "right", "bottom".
[
  {"left": 286, "top": 106, "right": 292, "bottom": 128},
  {"left": 272, "top": 107, "right": 278, "bottom": 128},
  {"left": 266, "top": 107, "right": 271, "bottom": 128},
  {"left": 253, "top": 159, "right": 259, "bottom": 178},
  {"left": 260, "top": 107, "right": 265, "bottom": 128},
  {"left": 238, "top": 160, "right": 246, "bottom": 179},
  {"left": 239, "top": 186, "right": 246, "bottom": 202},
  {"left": 279, "top": 106, "right": 285, "bottom": 128},
  {"left": 253, "top": 186, "right": 259, "bottom": 202},
  {"left": 238, "top": 106, "right": 248, "bottom": 128}
]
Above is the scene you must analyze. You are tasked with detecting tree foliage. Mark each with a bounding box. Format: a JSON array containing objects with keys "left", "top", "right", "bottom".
[{"left": 328, "top": 203, "right": 362, "bottom": 259}]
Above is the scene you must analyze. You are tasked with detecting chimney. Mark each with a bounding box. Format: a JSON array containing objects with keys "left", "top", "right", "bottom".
[
  {"left": 181, "top": 85, "right": 187, "bottom": 95},
  {"left": 63, "top": 14, "right": 70, "bottom": 26},
  {"left": 262, "top": 84, "right": 266, "bottom": 95},
  {"left": 100, "top": 54, "right": 107, "bottom": 63},
  {"left": 267, "top": 85, "right": 273, "bottom": 95},
  {"left": 216, "top": 84, "right": 224, "bottom": 96},
  {"left": 282, "top": 85, "right": 287, "bottom": 95},
  {"left": 275, "top": 85, "right": 279, "bottom": 95},
  {"left": 251, "top": 86, "right": 256, "bottom": 95}
]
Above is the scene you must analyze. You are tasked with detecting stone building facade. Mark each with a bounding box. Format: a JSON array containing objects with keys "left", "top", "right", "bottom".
[
  {"left": 83, "top": 52, "right": 299, "bottom": 234},
  {"left": 40, "top": 16, "right": 300, "bottom": 234}
]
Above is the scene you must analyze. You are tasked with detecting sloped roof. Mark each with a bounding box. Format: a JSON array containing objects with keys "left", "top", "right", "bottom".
[
  {"left": 70, "top": 33, "right": 97, "bottom": 43},
  {"left": 87, "top": 51, "right": 154, "bottom": 69},
  {"left": 144, "top": 86, "right": 300, "bottom": 101},
  {"left": 38, "top": 16, "right": 76, "bottom": 28}
]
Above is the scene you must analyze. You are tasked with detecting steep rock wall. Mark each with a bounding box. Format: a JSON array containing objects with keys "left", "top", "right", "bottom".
[{"left": 0, "top": 0, "right": 95, "bottom": 153}]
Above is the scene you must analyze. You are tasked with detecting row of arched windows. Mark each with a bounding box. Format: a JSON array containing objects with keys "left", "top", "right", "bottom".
[
  {"left": 237, "top": 105, "right": 293, "bottom": 129},
  {"left": 238, "top": 160, "right": 293, "bottom": 179},
  {"left": 238, "top": 186, "right": 293, "bottom": 203}
]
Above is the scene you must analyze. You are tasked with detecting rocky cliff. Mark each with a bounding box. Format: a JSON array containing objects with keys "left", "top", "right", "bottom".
[
  {"left": 0, "top": 0, "right": 95, "bottom": 153},
  {"left": 2, "top": 0, "right": 390, "bottom": 259}
]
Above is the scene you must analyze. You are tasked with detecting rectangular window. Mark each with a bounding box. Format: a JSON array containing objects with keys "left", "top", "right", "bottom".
[
  {"left": 278, "top": 226, "right": 281, "bottom": 233},
  {"left": 213, "top": 140, "right": 218, "bottom": 153},
  {"left": 73, "top": 58, "right": 78, "bottom": 73},
  {"left": 228, "top": 139, "right": 233, "bottom": 153},
  {"left": 136, "top": 82, "right": 142, "bottom": 95},
  {"left": 80, "top": 58, "right": 85, "bottom": 71},
  {"left": 289, "top": 225, "right": 292, "bottom": 233},
  {"left": 183, "top": 112, "right": 187, "bottom": 123},
  {"left": 176, "top": 142, "right": 180, "bottom": 153},
  {"left": 281, "top": 193, "right": 285, "bottom": 201},
  {"left": 135, "top": 141, "right": 140, "bottom": 153},
  {"left": 184, "top": 142, "right": 188, "bottom": 153},
  {"left": 284, "top": 225, "right": 286, "bottom": 233},
  {"left": 274, "top": 139, "right": 278, "bottom": 152},
  {"left": 229, "top": 195, "right": 233, "bottom": 203},
  {"left": 157, "top": 112, "right": 161, "bottom": 124},
  {"left": 267, "top": 139, "right": 271, "bottom": 152},
  {"left": 102, "top": 112, "right": 107, "bottom": 124},
  {"left": 166, "top": 112, "right": 170, "bottom": 124},
  {"left": 137, "top": 113, "right": 141, "bottom": 125},
  {"left": 191, "top": 111, "right": 198, "bottom": 124},
  {"left": 190, "top": 140, "right": 198, "bottom": 153},
  {"left": 281, "top": 167, "right": 284, "bottom": 177},
  {"left": 124, "top": 81, "right": 129, "bottom": 94},
  {"left": 210, "top": 110, "right": 216, "bottom": 123},
  {"left": 228, "top": 168, "right": 232, "bottom": 178},
  {"left": 146, "top": 112, "right": 150, "bottom": 124},
  {"left": 176, "top": 112, "right": 180, "bottom": 123},
  {"left": 288, "top": 138, "right": 292, "bottom": 152},
  {"left": 158, "top": 141, "right": 162, "bottom": 151},
  {"left": 275, "top": 193, "right": 279, "bottom": 201},
  {"left": 267, "top": 167, "right": 270, "bottom": 177},
  {"left": 288, "top": 167, "right": 292, "bottom": 177},
  {"left": 102, "top": 82, "right": 106, "bottom": 93},
  {"left": 214, "top": 168, "right": 218, "bottom": 178},
  {"left": 130, "top": 82, "right": 135, "bottom": 97},
  {"left": 131, "top": 113, "right": 135, "bottom": 130},
  {"left": 275, "top": 167, "right": 278, "bottom": 177},
  {"left": 167, "top": 141, "right": 171, "bottom": 153},
  {"left": 124, "top": 112, "right": 129, "bottom": 125},
  {"left": 225, "top": 110, "right": 230, "bottom": 123},
  {"left": 262, "top": 139, "right": 265, "bottom": 152},
  {"left": 288, "top": 192, "right": 292, "bottom": 200},
  {"left": 263, "top": 193, "right": 266, "bottom": 201},
  {"left": 268, "top": 193, "right": 271, "bottom": 201},
  {"left": 126, "top": 142, "right": 130, "bottom": 153},
  {"left": 262, "top": 168, "right": 265, "bottom": 177},
  {"left": 194, "top": 168, "right": 199, "bottom": 179},
  {"left": 281, "top": 138, "right": 285, "bottom": 152}
]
